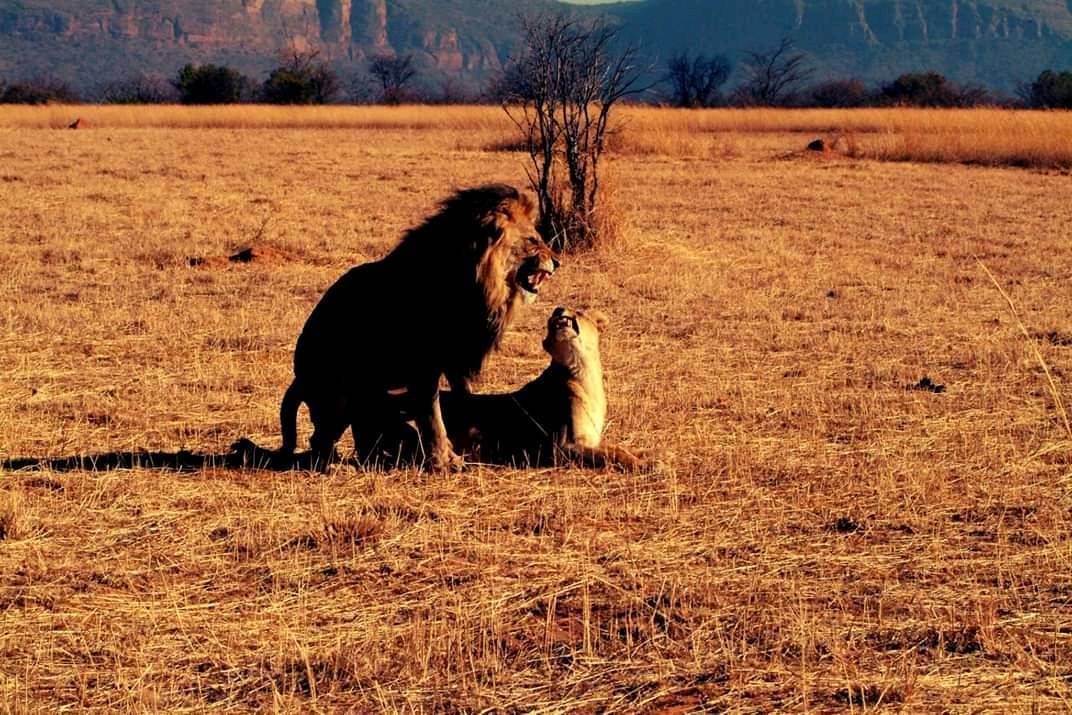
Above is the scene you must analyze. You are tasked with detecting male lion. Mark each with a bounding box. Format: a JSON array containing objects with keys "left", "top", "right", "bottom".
[
  {"left": 365, "top": 307, "right": 651, "bottom": 471},
  {"left": 279, "top": 184, "right": 559, "bottom": 471}
]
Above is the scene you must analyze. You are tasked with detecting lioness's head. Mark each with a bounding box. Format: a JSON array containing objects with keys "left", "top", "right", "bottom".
[
  {"left": 477, "top": 187, "right": 560, "bottom": 307},
  {"left": 542, "top": 306, "right": 608, "bottom": 373}
]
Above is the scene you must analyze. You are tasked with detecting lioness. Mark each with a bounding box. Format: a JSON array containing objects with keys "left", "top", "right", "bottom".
[
  {"left": 279, "top": 184, "right": 559, "bottom": 471},
  {"left": 364, "top": 307, "right": 649, "bottom": 471}
]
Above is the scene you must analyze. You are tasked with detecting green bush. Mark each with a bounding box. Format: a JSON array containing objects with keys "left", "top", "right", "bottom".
[
  {"left": 806, "top": 79, "right": 871, "bottom": 108},
  {"left": 173, "top": 64, "right": 249, "bottom": 104},
  {"left": 1022, "top": 70, "right": 1072, "bottom": 109},
  {"left": 879, "top": 72, "right": 989, "bottom": 107},
  {"left": 261, "top": 50, "right": 340, "bottom": 104},
  {"left": 0, "top": 78, "right": 79, "bottom": 104}
]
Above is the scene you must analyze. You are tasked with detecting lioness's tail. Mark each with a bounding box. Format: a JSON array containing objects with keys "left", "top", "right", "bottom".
[{"left": 279, "top": 380, "right": 303, "bottom": 454}]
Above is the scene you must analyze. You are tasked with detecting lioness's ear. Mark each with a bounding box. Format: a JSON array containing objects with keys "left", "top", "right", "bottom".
[{"left": 586, "top": 309, "right": 610, "bottom": 332}]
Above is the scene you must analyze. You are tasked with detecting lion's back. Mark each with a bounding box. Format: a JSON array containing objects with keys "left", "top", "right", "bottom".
[{"left": 293, "top": 259, "right": 425, "bottom": 387}]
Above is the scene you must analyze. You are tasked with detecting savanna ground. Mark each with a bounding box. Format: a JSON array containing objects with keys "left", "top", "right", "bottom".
[{"left": 1, "top": 106, "right": 1071, "bottom": 712}]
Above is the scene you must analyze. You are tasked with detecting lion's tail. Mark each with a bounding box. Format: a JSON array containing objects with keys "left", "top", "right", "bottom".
[{"left": 279, "top": 380, "right": 303, "bottom": 454}]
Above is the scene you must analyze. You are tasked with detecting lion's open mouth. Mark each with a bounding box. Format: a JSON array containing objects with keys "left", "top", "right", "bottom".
[{"left": 518, "top": 264, "right": 554, "bottom": 296}]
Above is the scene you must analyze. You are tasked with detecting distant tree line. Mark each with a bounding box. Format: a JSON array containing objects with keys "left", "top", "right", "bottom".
[
  {"left": 661, "top": 40, "right": 1069, "bottom": 109},
  {"left": 1, "top": 39, "right": 1070, "bottom": 109},
  {"left": 0, "top": 48, "right": 421, "bottom": 106}
]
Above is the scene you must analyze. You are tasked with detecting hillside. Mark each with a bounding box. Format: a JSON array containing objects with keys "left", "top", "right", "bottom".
[
  {"left": 1, "top": 0, "right": 1071, "bottom": 94},
  {"left": 617, "top": 0, "right": 1072, "bottom": 91},
  {"left": 0, "top": 0, "right": 555, "bottom": 93}
]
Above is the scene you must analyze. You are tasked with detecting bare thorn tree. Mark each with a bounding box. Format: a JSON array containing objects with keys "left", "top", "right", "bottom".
[
  {"left": 732, "top": 37, "right": 813, "bottom": 106},
  {"left": 368, "top": 53, "right": 418, "bottom": 104},
  {"left": 500, "top": 14, "right": 650, "bottom": 252},
  {"left": 666, "top": 51, "right": 731, "bottom": 108}
]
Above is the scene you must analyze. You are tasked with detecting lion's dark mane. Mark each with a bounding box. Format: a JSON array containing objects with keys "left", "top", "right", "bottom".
[
  {"left": 383, "top": 183, "right": 529, "bottom": 380},
  {"left": 293, "top": 183, "right": 530, "bottom": 394}
]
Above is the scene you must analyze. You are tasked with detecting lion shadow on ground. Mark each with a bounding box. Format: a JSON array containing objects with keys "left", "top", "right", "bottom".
[{"left": 1, "top": 439, "right": 328, "bottom": 473}]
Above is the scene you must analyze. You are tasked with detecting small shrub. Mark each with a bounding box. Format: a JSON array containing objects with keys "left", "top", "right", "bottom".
[
  {"left": 730, "top": 38, "right": 813, "bottom": 107},
  {"left": 262, "top": 49, "right": 340, "bottom": 105},
  {"left": 0, "top": 78, "right": 79, "bottom": 104},
  {"left": 665, "top": 51, "right": 731, "bottom": 108},
  {"left": 1019, "top": 69, "right": 1072, "bottom": 109},
  {"left": 99, "top": 74, "right": 177, "bottom": 104},
  {"left": 367, "top": 53, "right": 418, "bottom": 105},
  {"left": 806, "top": 78, "right": 871, "bottom": 108},
  {"left": 500, "top": 14, "right": 647, "bottom": 252},
  {"left": 174, "top": 63, "right": 249, "bottom": 105},
  {"left": 879, "top": 72, "right": 989, "bottom": 107}
]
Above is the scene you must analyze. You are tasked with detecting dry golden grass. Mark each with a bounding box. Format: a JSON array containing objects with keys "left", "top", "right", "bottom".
[
  {"left": 0, "top": 103, "right": 512, "bottom": 130},
  {"left": 3, "top": 104, "right": 1070, "bottom": 167},
  {"left": 1, "top": 109, "right": 1071, "bottom": 712},
  {"left": 616, "top": 107, "right": 1072, "bottom": 168}
]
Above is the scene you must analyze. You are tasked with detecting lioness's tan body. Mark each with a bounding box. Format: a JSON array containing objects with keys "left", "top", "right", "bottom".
[{"left": 366, "top": 308, "right": 648, "bottom": 471}]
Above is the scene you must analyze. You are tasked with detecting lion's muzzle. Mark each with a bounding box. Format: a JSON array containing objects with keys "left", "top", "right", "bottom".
[{"left": 518, "top": 253, "right": 560, "bottom": 303}]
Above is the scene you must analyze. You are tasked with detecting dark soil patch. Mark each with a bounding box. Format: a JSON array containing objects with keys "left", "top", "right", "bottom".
[
  {"left": 906, "top": 376, "right": 945, "bottom": 393},
  {"left": 21, "top": 477, "right": 64, "bottom": 492},
  {"left": 831, "top": 516, "right": 861, "bottom": 533},
  {"left": 1036, "top": 330, "right": 1072, "bottom": 347},
  {"left": 187, "top": 245, "right": 295, "bottom": 268},
  {"left": 868, "top": 625, "right": 983, "bottom": 654}
]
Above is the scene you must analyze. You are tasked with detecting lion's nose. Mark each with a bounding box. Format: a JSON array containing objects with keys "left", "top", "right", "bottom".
[{"left": 551, "top": 255, "right": 561, "bottom": 271}]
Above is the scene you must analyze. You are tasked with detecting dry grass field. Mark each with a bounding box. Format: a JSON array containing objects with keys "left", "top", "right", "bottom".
[{"left": 1, "top": 106, "right": 1071, "bottom": 712}]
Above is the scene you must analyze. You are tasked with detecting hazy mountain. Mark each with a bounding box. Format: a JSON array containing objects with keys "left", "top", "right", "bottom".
[
  {"left": 1, "top": 0, "right": 1069, "bottom": 95},
  {"left": 617, "top": 0, "right": 1072, "bottom": 91},
  {"left": 0, "top": 0, "right": 555, "bottom": 94}
]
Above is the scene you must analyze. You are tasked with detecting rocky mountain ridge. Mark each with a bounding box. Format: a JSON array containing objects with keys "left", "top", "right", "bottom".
[
  {"left": 618, "top": 0, "right": 1072, "bottom": 87},
  {"left": 2, "top": 0, "right": 1070, "bottom": 93}
]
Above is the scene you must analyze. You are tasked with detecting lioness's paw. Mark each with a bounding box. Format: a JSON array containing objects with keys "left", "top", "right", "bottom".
[{"left": 627, "top": 448, "right": 671, "bottom": 474}]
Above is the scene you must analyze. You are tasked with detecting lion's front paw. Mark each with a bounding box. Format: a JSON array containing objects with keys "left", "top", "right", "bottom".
[{"left": 429, "top": 449, "right": 465, "bottom": 473}]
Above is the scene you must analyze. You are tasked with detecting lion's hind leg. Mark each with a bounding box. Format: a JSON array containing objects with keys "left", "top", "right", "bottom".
[
  {"left": 279, "top": 380, "right": 303, "bottom": 454},
  {"left": 306, "top": 394, "right": 348, "bottom": 471}
]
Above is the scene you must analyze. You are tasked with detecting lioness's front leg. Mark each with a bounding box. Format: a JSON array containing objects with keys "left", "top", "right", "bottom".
[
  {"left": 414, "top": 380, "right": 464, "bottom": 472},
  {"left": 564, "top": 442, "right": 655, "bottom": 472}
]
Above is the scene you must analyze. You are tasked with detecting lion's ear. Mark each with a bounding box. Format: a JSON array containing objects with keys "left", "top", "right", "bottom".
[
  {"left": 586, "top": 309, "right": 610, "bottom": 332},
  {"left": 478, "top": 211, "right": 508, "bottom": 247},
  {"left": 518, "top": 193, "right": 537, "bottom": 220},
  {"left": 487, "top": 207, "right": 518, "bottom": 245}
]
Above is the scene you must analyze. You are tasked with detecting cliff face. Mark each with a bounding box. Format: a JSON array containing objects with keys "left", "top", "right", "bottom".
[
  {"left": 617, "top": 0, "right": 1072, "bottom": 89},
  {"left": 0, "top": 0, "right": 531, "bottom": 88},
  {"left": 1, "top": 0, "right": 1069, "bottom": 93},
  {"left": 619, "top": 0, "right": 1071, "bottom": 47}
]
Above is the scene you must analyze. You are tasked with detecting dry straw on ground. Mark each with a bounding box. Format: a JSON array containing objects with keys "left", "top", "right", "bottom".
[{"left": 0, "top": 106, "right": 1070, "bottom": 711}]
